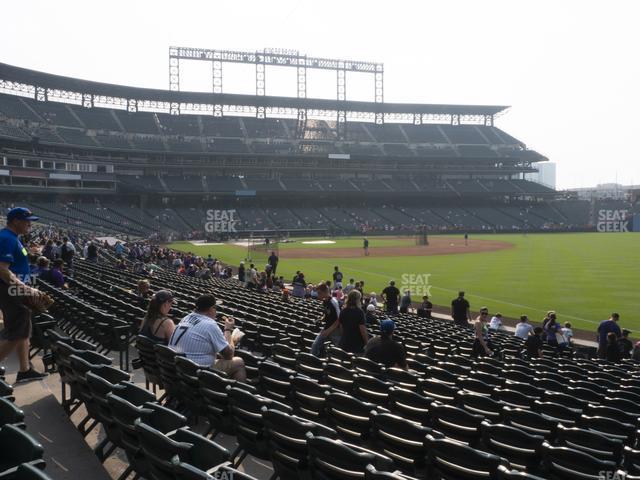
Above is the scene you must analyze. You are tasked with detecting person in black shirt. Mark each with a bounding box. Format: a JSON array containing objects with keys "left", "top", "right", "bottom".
[
  {"left": 618, "top": 329, "right": 633, "bottom": 359},
  {"left": 363, "top": 238, "right": 369, "bottom": 256},
  {"left": 86, "top": 241, "right": 98, "bottom": 263},
  {"left": 310, "top": 283, "right": 341, "bottom": 357},
  {"left": 382, "top": 280, "right": 400, "bottom": 314},
  {"left": 418, "top": 295, "right": 433, "bottom": 319},
  {"left": 332, "top": 266, "right": 344, "bottom": 288},
  {"left": 606, "top": 332, "right": 622, "bottom": 362},
  {"left": 337, "top": 290, "right": 369, "bottom": 354},
  {"left": 451, "top": 291, "right": 471, "bottom": 327},
  {"left": 268, "top": 251, "right": 279, "bottom": 275},
  {"left": 365, "top": 319, "right": 407, "bottom": 369},
  {"left": 524, "top": 327, "right": 544, "bottom": 358}
]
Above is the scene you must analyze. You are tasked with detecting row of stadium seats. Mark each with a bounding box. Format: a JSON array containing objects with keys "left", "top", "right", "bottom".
[
  {"left": 30, "top": 254, "right": 640, "bottom": 479},
  {"left": 1, "top": 93, "right": 533, "bottom": 151},
  {"left": 4, "top": 200, "right": 591, "bottom": 236}
]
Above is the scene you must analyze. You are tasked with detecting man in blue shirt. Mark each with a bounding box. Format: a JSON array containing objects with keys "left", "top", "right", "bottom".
[
  {"left": 0, "top": 207, "right": 48, "bottom": 382},
  {"left": 597, "top": 313, "right": 622, "bottom": 358}
]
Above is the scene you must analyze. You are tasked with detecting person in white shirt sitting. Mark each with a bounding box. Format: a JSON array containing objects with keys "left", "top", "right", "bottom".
[
  {"left": 489, "top": 313, "right": 503, "bottom": 331},
  {"left": 514, "top": 315, "right": 535, "bottom": 339},
  {"left": 169, "top": 294, "right": 246, "bottom": 381}
]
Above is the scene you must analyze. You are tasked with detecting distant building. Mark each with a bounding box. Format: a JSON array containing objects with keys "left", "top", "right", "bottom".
[
  {"left": 568, "top": 183, "right": 639, "bottom": 201},
  {"left": 525, "top": 162, "right": 556, "bottom": 189}
]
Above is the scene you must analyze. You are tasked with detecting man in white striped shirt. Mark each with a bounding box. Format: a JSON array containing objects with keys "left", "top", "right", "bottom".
[{"left": 169, "top": 294, "right": 246, "bottom": 381}]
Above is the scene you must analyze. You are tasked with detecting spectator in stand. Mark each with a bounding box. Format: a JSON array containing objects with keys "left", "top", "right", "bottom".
[
  {"left": 524, "top": 327, "right": 544, "bottom": 358},
  {"left": 544, "top": 314, "right": 565, "bottom": 350},
  {"left": 561, "top": 322, "right": 574, "bottom": 346},
  {"left": 364, "top": 319, "right": 407, "bottom": 369},
  {"left": 49, "top": 259, "right": 67, "bottom": 288},
  {"left": 42, "top": 240, "right": 54, "bottom": 260},
  {"left": 365, "top": 303, "right": 378, "bottom": 326},
  {"left": 338, "top": 290, "right": 369, "bottom": 355},
  {"left": 32, "top": 257, "right": 50, "bottom": 278},
  {"left": 292, "top": 272, "right": 306, "bottom": 298},
  {"left": 368, "top": 292, "right": 378, "bottom": 308},
  {"left": 86, "top": 241, "right": 98, "bottom": 263},
  {"left": 618, "top": 329, "right": 633, "bottom": 359},
  {"left": 451, "top": 291, "right": 471, "bottom": 327},
  {"left": 399, "top": 290, "right": 412, "bottom": 314},
  {"left": 51, "top": 240, "right": 62, "bottom": 260},
  {"left": 597, "top": 313, "right": 621, "bottom": 358},
  {"left": 60, "top": 236, "right": 76, "bottom": 271},
  {"left": 632, "top": 341, "right": 640, "bottom": 361},
  {"left": 334, "top": 286, "right": 344, "bottom": 304},
  {"left": 417, "top": 295, "right": 433, "bottom": 319},
  {"left": 169, "top": 294, "right": 246, "bottom": 381},
  {"left": 605, "top": 332, "right": 622, "bottom": 362},
  {"left": 472, "top": 307, "right": 493, "bottom": 357},
  {"left": 343, "top": 279, "right": 356, "bottom": 295},
  {"left": 237, "top": 261, "right": 246, "bottom": 283},
  {"left": 514, "top": 315, "right": 534, "bottom": 339},
  {"left": 311, "top": 283, "right": 341, "bottom": 357},
  {"left": 489, "top": 313, "right": 503, "bottom": 331},
  {"left": 382, "top": 280, "right": 400, "bottom": 314},
  {"left": 332, "top": 266, "right": 344, "bottom": 289},
  {"left": 245, "top": 263, "right": 257, "bottom": 289},
  {"left": 139, "top": 290, "right": 175, "bottom": 344}
]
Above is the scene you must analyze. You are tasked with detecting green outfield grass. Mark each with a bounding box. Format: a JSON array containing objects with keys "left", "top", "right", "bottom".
[{"left": 168, "top": 233, "right": 640, "bottom": 333}]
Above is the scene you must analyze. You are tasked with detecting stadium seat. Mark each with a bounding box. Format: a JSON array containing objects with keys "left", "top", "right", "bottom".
[
  {"left": 0, "top": 397, "right": 25, "bottom": 429},
  {"left": 325, "top": 391, "right": 377, "bottom": 442},
  {"left": 0, "top": 425, "right": 45, "bottom": 478},
  {"left": 479, "top": 421, "right": 545, "bottom": 471},
  {"left": 425, "top": 434, "right": 505, "bottom": 479},
  {"left": 540, "top": 442, "right": 617, "bottom": 480},
  {"left": 429, "top": 402, "right": 484, "bottom": 445},
  {"left": 306, "top": 434, "right": 394, "bottom": 480},
  {"left": 501, "top": 407, "right": 558, "bottom": 440},
  {"left": 226, "top": 386, "right": 292, "bottom": 467},
  {"left": 555, "top": 424, "right": 624, "bottom": 465},
  {"left": 262, "top": 407, "right": 336, "bottom": 479},
  {"left": 290, "top": 375, "right": 330, "bottom": 421}
]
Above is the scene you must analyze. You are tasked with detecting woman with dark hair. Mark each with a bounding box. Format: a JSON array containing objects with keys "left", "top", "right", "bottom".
[
  {"left": 338, "top": 290, "right": 369, "bottom": 354},
  {"left": 139, "top": 290, "right": 175, "bottom": 344}
]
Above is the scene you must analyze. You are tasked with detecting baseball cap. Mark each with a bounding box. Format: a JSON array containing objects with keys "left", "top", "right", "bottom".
[
  {"left": 7, "top": 207, "right": 39, "bottom": 222},
  {"left": 380, "top": 319, "right": 395, "bottom": 333},
  {"left": 366, "top": 304, "right": 376, "bottom": 312},
  {"left": 154, "top": 290, "right": 174, "bottom": 303}
]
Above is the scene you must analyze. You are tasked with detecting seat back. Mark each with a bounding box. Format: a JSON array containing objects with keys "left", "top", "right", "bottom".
[{"left": 425, "top": 434, "right": 504, "bottom": 480}]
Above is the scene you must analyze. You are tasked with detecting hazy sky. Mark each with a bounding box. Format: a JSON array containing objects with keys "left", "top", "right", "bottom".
[{"left": 2, "top": 0, "right": 639, "bottom": 189}]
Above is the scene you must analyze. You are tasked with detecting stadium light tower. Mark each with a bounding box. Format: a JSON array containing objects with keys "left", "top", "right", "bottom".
[{"left": 168, "top": 46, "right": 384, "bottom": 111}]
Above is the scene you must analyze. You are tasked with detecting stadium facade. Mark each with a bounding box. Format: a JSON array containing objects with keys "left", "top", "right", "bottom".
[{"left": 0, "top": 55, "right": 608, "bottom": 239}]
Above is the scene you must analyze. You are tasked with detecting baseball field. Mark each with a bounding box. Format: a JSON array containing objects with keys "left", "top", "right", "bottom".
[{"left": 168, "top": 233, "right": 639, "bottom": 333}]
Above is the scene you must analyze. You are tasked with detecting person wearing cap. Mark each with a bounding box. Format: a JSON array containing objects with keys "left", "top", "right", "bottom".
[
  {"left": 364, "top": 319, "right": 407, "bottom": 369},
  {"left": 139, "top": 290, "right": 176, "bottom": 345},
  {"left": 0, "top": 207, "right": 49, "bottom": 383},
  {"left": 169, "top": 294, "right": 246, "bottom": 381}
]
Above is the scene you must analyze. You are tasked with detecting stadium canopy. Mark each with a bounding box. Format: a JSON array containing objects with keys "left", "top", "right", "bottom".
[{"left": 0, "top": 62, "right": 508, "bottom": 117}]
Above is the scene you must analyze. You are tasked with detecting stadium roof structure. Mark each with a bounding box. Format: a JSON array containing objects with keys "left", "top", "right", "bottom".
[{"left": 0, "top": 62, "right": 508, "bottom": 128}]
